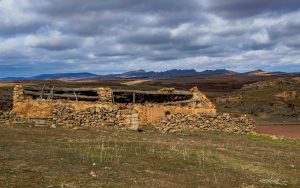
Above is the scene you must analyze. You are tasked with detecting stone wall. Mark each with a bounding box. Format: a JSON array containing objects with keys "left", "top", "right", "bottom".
[
  {"left": 13, "top": 85, "right": 25, "bottom": 104},
  {"left": 8, "top": 85, "right": 256, "bottom": 134},
  {"left": 160, "top": 113, "right": 255, "bottom": 134},
  {"left": 97, "top": 87, "right": 113, "bottom": 102},
  {"left": 52, "top": 105, "right": 136, "bottom": 129},
  {"left": 0, "top": 111, "right": 25, "bottom": 124}
]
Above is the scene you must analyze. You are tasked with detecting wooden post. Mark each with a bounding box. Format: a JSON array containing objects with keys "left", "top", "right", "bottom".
[
  {"left": 47, "top": 86, "right": 54, "bottom": 100},
  {"left": 39, "top": 84, "right": 45, "bottom": 99},
  {"left": 73, "top": 90, "right": 78, "bottom": 101},
  {"left": 133, "top": 92, "right": 136, "bottom": 103}
]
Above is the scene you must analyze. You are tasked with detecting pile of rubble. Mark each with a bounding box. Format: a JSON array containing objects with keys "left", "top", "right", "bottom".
[
  {"left": 160, "top": 113, "right": 255, "bottom": 134},
  {"left": 52, "top": 106, "right": 132, "bottom": 128},
  {"left": 0, "top": 111, "right": 11, "bottom": 121},
  {"left": 0, "top": 111, "right": 29, "bottom": 123}
]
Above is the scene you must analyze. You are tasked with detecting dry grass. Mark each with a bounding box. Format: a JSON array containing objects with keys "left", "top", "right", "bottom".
[{"left": 0, "top": 124, "right": 299, "bottom": 187}]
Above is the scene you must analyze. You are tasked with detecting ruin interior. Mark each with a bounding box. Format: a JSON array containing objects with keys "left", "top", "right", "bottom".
[
  {"left": 13, "top": 85, "right": 217, "bottom": 129},
  {"left": 22, "top": 86, "right": 194, "bottom": 104}
]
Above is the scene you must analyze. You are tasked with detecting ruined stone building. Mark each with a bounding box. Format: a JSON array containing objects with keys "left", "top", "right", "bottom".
[{"left": 13, "top": 85, "right": 216, "bottom": 129}]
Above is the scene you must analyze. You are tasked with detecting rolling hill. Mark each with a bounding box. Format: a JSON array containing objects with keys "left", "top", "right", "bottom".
[{"left": 0, "top": 69, "right": 298, "bottom": 81}]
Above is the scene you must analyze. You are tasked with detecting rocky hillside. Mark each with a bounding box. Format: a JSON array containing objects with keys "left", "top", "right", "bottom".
[{"left": 215, "top": 77, "right": 300, "bottom": 121}]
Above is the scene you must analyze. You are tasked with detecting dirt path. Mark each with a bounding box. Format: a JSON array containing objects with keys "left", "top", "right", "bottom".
[{"left": 256, "top": 125, "right": 300, "bottom": 139}]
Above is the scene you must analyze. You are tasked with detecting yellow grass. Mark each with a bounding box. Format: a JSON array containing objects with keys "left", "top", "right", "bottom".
[{"left": 122, "top": 79, "right": 151, "bottom": 86}]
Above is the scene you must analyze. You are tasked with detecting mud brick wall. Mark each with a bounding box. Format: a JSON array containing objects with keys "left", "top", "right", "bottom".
[{"left": 133, "top": 104, "right": 216, "bottom": 125}]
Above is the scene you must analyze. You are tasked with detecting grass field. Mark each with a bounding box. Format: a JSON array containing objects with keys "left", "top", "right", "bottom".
[{"left": 0, "top": 124, "right": 299, "bottom": 188}]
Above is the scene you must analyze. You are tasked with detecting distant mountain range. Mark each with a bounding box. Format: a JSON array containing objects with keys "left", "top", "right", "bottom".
[
  {"left": 0, "top": 69, "right": 298, "bottom": 81},
  {"left": 0, "top": 72, "right": 98, "bottom": 81}
]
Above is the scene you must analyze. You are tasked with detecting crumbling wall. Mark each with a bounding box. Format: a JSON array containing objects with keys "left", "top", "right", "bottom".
[
  {"left": 160, "top": 113, "right": 255, "bottom": 134},
  {"left": 12, "top": 85, "right": 137, "bottom": 128},
  {"left": 130, "top": 87, "right": 217, "bottom": 126},
  {"left": 97, "top": 87, "right": 113, "bottom": 102},
  {"left": 9, "top": 85, "right": 255, "bottom": 134},
  {"left": 13, "top": 85, "right": 58, "bottom": 118},
  {"left": 133, "top": 104, "right": 216, "bottom": 125},
  {"left": 190, "top": 86, "right": 216, "bottom": 109},
  {"left": 13, "top": 85, "right": 25, "bottom": 104},
  {"left": 52, "top": 105, "right": 135, "bottom": 129}
]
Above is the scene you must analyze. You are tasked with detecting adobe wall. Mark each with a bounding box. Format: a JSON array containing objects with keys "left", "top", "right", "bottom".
[
  {"left": 13, "top": 85, "right": 215, "bottom": 116},
  {"left": 12, "top": 86, "right": 137, "bottom": 129},
  {"left": 133, "top": 104, "right": 216, "bottom": 125},
  {"left": 13, "top": 85, "right": 115, "bottom": 117}
]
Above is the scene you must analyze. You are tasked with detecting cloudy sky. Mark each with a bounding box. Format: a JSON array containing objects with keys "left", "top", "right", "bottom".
[{"left": 1, "top": 0, "right": 300, "bottom": 77}]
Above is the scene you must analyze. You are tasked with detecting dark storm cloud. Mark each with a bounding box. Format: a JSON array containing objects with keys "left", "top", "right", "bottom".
[
  {"left": 33, "top": 0, "right": 200, "bottom": 15},
  {"left": 204, "top": 0, "right": 300, "bottom": 19},
  {"left": 27, "top": 33, "right": 82, "bottom": 51},
  {"left": 0, "top": 22, "right": 42, "bottom": 36},
  {"left": 0, "top": 0, "right": 300, "bottom": 77}
]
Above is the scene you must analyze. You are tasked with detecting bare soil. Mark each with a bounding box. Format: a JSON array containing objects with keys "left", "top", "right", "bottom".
[{"left": 256, "top": 125, "right": 300, "bottom": 139}]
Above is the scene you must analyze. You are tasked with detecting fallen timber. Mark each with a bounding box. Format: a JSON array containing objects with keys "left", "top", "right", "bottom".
[
  {"left": 23, "top": 86, "right": 98, "bottom": 92},
  {"left": 23, "top": 86, "right": 193, "bottom": 96},
  {"left": 23, "top": 90, "right": 99, "bottom": 101}
]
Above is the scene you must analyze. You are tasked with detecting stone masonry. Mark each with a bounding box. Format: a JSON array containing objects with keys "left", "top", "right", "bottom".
[
  {"left": 8, "top": 84, "right": 255, "bottom": 133},
  {"left": 52, "top": 105, "right": 135, "bottom": 129},
  {"left": 97, "top": 87, "right": 113, "bottom": 102},
  {"left": 160, "top": 113, "right": 254, "bottom": 134}
]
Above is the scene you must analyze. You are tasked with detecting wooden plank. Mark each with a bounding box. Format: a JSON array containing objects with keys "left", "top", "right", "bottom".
[
  {"left": 23, "top": 86, "right": 192, "bottom": 95},
  {"left": 112, "top": 89, "right": 193, "bottom": 95},
  {"left": 133, "top": 92, "right": 135, "bottom": 103},
  {"left": 112, "top": 92, "right": 115, "bottom": 103},
  {"left": 39, "top": 84, "right": 45, "bottom": 99},
  {"left": 24, "top": 86, "right": 98, "bottom": 92},
  {"left": 161, "top": 99, "right": 197, "bottom": 105},
  {"left": 23, "top": 90, "right": 99, "bottom": 100},
  {"left": 73, "top": 90, "right": 78, "bottom": 101}
]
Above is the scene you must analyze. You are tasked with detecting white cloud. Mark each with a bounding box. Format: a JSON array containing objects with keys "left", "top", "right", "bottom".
[{"left": 250, "top": 30, "right": 270, "bottom": 44}]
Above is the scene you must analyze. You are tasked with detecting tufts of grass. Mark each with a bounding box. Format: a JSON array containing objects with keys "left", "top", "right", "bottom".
[{"left": 0, "top": 125, "right": 299, "bottom": 187}]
